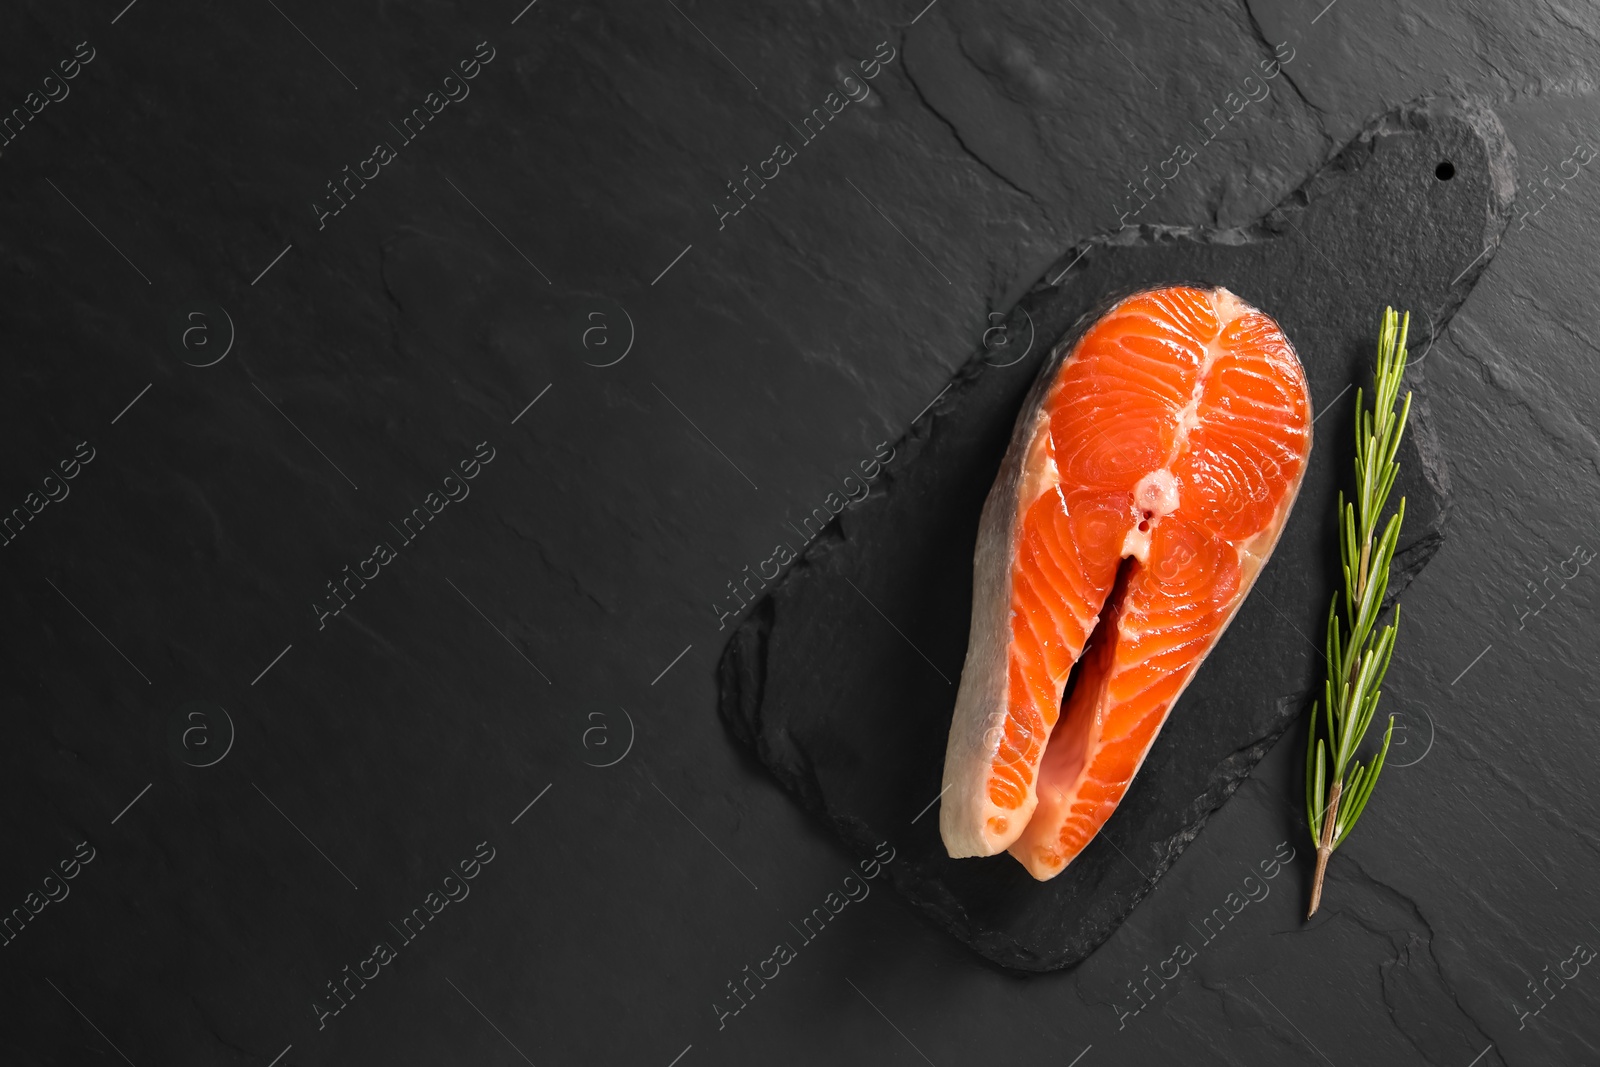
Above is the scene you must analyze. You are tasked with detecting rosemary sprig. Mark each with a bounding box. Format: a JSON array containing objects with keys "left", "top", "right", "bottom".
[{"left": 1304, "top": 307, "right": 1413, "bottom": 919}]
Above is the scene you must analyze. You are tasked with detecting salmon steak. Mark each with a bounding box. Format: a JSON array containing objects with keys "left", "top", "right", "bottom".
[{"left": 939, "top": 285, "right": 1312, "bottom": 880}]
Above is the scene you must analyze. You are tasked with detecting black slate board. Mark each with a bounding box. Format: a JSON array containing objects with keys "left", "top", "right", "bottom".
[{"left": 716, "top": 97, "right": 1515, "bottom": 972}]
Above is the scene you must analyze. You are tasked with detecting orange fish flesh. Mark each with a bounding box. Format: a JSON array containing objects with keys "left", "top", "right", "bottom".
[{"left": 938, "top": 285, "right": 1312, "bottom": 880}]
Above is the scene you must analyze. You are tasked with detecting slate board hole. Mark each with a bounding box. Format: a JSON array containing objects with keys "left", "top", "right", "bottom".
[{"left": 1435, "top": 160, "right": 1456, "bottom": 180}]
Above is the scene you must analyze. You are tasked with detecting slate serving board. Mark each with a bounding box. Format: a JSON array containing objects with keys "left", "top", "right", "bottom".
[{"left": 717, "top": 97, "right": 1515, "bottom": 972}]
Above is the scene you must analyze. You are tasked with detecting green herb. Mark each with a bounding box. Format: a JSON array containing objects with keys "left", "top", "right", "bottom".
[{"left": 1305, "top": 307, "right": 1413, "bottom": 919}]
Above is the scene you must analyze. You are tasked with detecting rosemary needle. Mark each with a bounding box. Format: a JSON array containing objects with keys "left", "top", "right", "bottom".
[{"left": 1305, "top": 306, "right": 1413, "bottom": 919}]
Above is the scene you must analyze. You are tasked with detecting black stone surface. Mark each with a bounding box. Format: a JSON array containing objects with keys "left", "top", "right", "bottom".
[
  {"left": 718, "top": 98, "right": 1513, "bottom": 972},
  {"left": 4, "top": 1, "right": 1600, "bottom": 1065}
]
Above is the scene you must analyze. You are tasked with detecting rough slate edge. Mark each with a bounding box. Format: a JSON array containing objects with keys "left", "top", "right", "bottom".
[{"left": 717, "top": 96, "right": 1516, "bottom": 972}]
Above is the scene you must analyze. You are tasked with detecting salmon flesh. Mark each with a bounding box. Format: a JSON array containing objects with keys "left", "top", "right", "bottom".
[{"left": 939, "top": 285, "right": 1313, "bottom": 879}]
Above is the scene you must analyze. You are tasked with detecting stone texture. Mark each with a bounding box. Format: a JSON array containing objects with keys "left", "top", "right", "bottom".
[{"left": 5, "top": 1, "right": 1600, "bottom": 1064}]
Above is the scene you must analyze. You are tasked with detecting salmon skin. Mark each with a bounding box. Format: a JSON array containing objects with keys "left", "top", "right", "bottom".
[{"left": 939, "top": 285, "right": 1312, "bottom": 879}]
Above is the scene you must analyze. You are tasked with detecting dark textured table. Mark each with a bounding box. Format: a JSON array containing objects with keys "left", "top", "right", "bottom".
[{"left": 2, "top": 2, "right": 1596, "bottom": 1065}]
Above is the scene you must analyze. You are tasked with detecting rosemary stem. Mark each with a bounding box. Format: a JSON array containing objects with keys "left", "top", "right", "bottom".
[
  {"left": 1308, "top": 776, "right": 1343, "bottom": 918},
  {"left": 1305, "top": 306, "right": 1412, "bottom": 920},
  {"left": 1356, "top": 537, "right": 1371, "bottom": 604},
  {"left": 1347, "top": 544, "right": 1369, "bottom": 694}
]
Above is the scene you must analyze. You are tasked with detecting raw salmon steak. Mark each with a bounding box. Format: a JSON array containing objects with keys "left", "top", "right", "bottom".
[{"left": 938, "top": 285, "right": 1312, "bottom": 879}]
